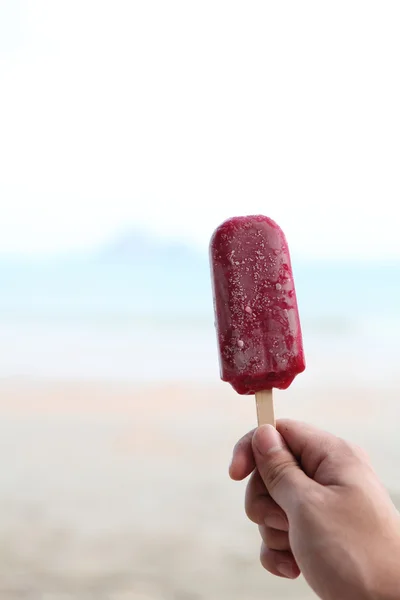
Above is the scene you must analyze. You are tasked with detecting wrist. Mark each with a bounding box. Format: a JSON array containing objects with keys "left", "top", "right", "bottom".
[
  {"left": 365, "top": 569, "right": 400, "bottom": 600},
  {"left": 368, "top": 590, "right": 400, "bottom": 600},
  {"left": 362, "top": 532, "right": 400, "bottom": 600},
  {"left": 371, "top": 586, "right": 400, "bottom": 600}
]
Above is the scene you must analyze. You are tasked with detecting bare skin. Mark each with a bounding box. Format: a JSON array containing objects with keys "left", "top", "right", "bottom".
[{"left": 230, "top": 421, "right": 400, "bottom": 600}]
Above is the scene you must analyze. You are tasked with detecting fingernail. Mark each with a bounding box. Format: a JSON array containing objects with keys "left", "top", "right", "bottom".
[
  {"left": 278, "top": 562, "right": 296, "bottom": 579},
  {"left": 253, "top": 425, "right": 284, "bottom": 456}
]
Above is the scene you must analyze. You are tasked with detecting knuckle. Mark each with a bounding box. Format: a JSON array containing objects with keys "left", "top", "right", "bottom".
[
  {"left": 337, "top": 437, "right": 356, "bottom": 456},
  {"left": 262, "top": 526, "right": 275, "bottom": 545},
  {"left": 265, "top": 457, "right": 295, "bottom": 491},
  {"left": 329, "top": 436, "right": 349, "bottom": 455},
  {"left": 244, "top": 500, "right": 255, "bottom": 523},
  {"left": 260, "top": 544, "right": 272, "bottom": 573},
  {"left": 260, "top": 555, "right": 272, "bottom": 573},
  {"left": 352, "top": 443, "right": 370, "bottom": 462},
  {"left": 261, "top": 526, "right": 289, "bottom": 551},
  {"left": 340, "top": 438, "right": 355, "bottom": 453},
  {"left": 336, "top": 438, "right": 370, "bottom": 464},
  {"left": 245, "top": 496, "right": 263, "bottom": 524},
  {"left": 293, "top": 485, "right": 326, "bottom": 521}
]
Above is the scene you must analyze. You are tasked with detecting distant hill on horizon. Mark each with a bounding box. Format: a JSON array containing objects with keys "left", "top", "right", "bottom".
[
  {"left": 0, "top": 229, "right": 212, "bottom": 318},
  {"left": 1, "top": 229, "right": 400, "bottom": 325},
  {"left": 97, "top": 229, "right": 206, "bottom": 267},
  {"left": 0, "top": 229, "right": 207, "bottom": 267}
]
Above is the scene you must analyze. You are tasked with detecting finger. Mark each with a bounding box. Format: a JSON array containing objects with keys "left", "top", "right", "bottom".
[
  {"left": 252, "top": 425, "right": 312, "bottom": 513},
  {"left": 277, "top": 419, "right": 338, "bottom": 463},
  {"left": 229, "top": 429, "right": 256, "bottom": 480},
  {"left": 245, "top": 470, "right": 288, "bottom": 530},
  {"left": 277, "top": 419, "right": 362, "bottom": 485},
  {"left": 260, "top": 544, "right": 300, "bottom": 580},
  {"left": 258, "top": 524, "right": 290, "bottom": 551}
]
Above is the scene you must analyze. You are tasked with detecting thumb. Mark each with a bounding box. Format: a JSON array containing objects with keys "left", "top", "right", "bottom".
[{"left": 252, "top": 425, "right": 311, "bottom": 514}]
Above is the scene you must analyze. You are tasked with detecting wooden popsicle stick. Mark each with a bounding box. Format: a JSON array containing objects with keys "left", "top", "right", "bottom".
[{"left": 255, "top": 389, "right": 275, "bottom": 426}]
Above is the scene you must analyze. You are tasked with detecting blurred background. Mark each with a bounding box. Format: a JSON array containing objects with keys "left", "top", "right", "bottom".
[{"left": 1, "top": 1, "right": 400, "bottom": 598}]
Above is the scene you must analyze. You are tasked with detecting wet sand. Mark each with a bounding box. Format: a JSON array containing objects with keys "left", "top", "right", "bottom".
[{"left": 0, "top": 379, "right": 399, "bottom": 599}]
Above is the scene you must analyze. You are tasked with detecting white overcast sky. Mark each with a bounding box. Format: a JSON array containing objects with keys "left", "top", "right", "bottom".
[{"left": 0, "top": 1, "right": 399, "bottom": 259}]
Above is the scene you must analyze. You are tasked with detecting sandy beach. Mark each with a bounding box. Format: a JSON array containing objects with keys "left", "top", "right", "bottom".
[{"left": 0, "top": 379, "right": 399, "bottom": 599}]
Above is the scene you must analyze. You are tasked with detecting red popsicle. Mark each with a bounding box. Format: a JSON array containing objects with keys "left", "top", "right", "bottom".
[{"left": 209, "top": 215, "right": 305, "bottom": 424}]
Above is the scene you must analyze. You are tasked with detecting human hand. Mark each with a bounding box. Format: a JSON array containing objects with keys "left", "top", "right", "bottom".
[{"left": 230, "top": 421, "right": 400, "bottom": 600}]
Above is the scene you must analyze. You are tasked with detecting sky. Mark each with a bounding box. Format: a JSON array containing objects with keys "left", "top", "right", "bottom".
[{"left": 0, "top": 0, "right": 399, "bottom": 260}]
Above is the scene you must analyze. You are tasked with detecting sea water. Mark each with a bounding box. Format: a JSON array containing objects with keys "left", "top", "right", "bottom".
[{"left": 0, "top": 255, "right": 399, "bottom": 387}]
